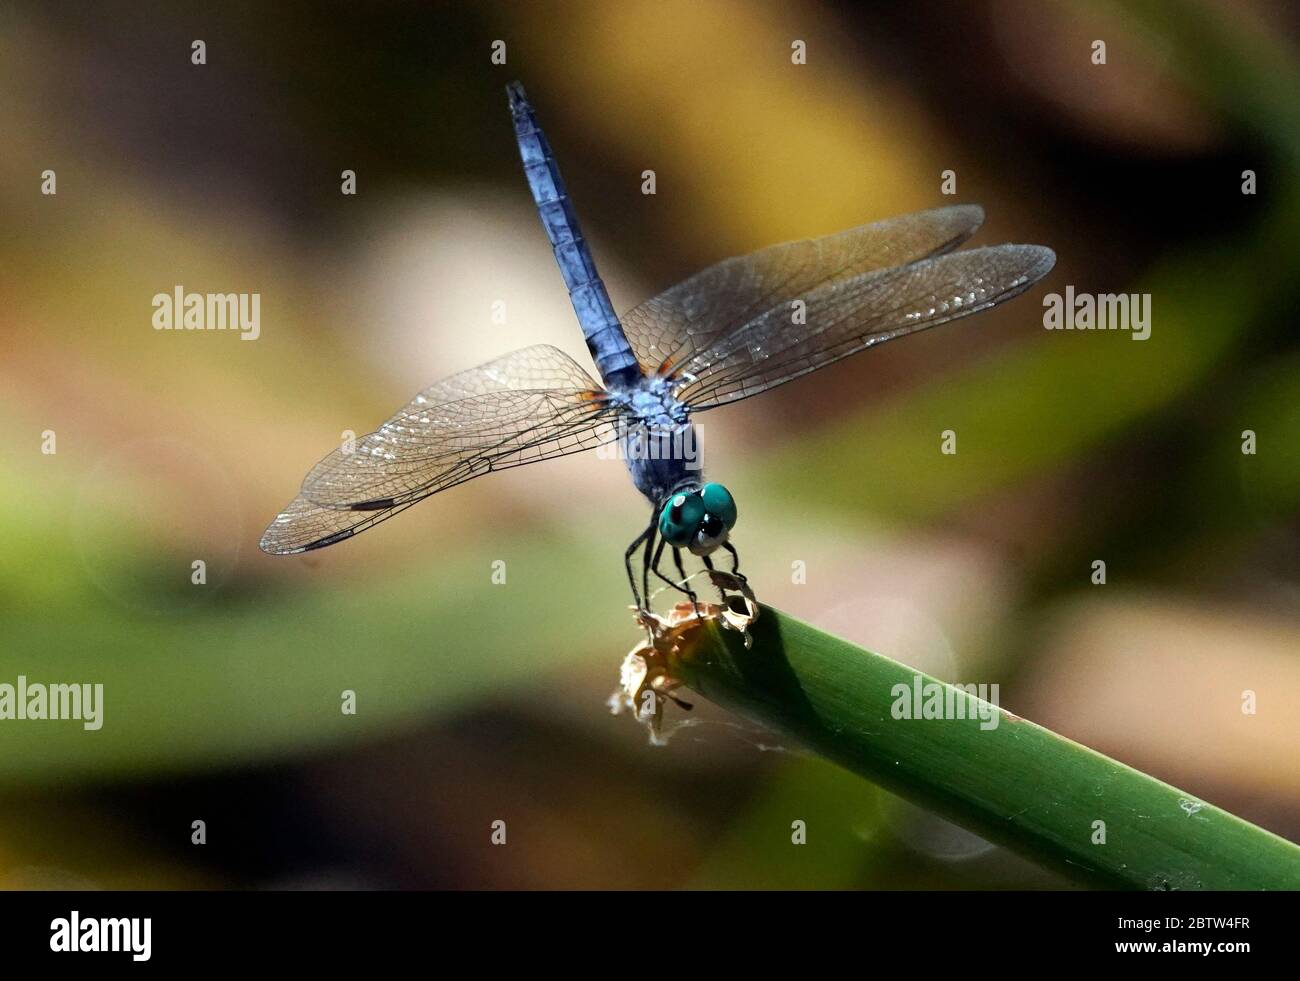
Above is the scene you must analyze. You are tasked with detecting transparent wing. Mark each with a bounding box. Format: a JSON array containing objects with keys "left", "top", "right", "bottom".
[
  {"left": 620, "top": 205, "right": 985, "bottom": 376},
  {"left": 259, "top": 344, "right": 616, "bottom": 555},
  {"left": 259, "top": 492, "right": 424, "bottom": 555},
  {"left": 674, "top": 244, "right": 1056, "bottom": 410}
]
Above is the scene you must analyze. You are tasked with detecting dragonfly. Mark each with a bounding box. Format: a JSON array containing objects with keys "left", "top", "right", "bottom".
[{"left": 260, "top": 81, "right": 1056, "bottom": 621}]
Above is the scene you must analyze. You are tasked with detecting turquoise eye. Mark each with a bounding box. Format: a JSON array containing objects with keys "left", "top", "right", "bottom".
[
  {"left": 659, "top": 492, "right": 705, "bottom": 546},
  {"left": 700, "top": 482, "right": 737, "bottom": 529}
]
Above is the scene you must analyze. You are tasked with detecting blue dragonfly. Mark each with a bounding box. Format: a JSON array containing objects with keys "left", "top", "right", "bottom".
[{"left": 260, "top": 82, "right": 1055, "bottom": 619}]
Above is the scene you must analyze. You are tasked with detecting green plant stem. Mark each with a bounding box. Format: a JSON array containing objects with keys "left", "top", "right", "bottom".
[{"left": 668, "top": 606, "right": 1300, "bottom": 890}]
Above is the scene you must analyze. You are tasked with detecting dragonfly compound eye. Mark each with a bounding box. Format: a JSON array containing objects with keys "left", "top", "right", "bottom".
[
  {"left": 690, "top": 512, "right": 730, "bottom": 556},
  {"left": 658, "top": 492, "right": 705, "bottom": 547},
  {"left": 700, "top": 482, "right": 737, "bottom": 530}
]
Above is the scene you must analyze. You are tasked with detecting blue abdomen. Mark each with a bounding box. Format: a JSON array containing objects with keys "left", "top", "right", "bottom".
[{"left": 507, "top": 82, "right": 642, "bottom": 390}]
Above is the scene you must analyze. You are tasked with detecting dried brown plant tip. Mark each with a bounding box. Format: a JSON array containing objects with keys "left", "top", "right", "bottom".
[{"left": 609, "top": 588, "right": 759, "bottom": 739}]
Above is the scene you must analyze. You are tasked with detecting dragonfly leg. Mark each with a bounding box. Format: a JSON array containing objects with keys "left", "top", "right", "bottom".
[
  {"left": 701, "top": 553, "right": 730, "bottom": 604},
  {"left": 722, "top": 541, "right": 747, "bottom": 583},
  {"left": 671, "top": 546, "right": 702, "bottom": 618},
  {"left": 624, "top": 521, "right": 654, "bottom": 613},
  {"left": 641, "top": 518, "right": 658, "bottom": 614},
  {"left": 649, "top": 541, "right": 698, "bottom": 615}
]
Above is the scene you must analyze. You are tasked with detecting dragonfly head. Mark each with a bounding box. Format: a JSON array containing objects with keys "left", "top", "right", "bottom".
[{"left": 658, "top": 482, "right": 738, "bottom": 556}]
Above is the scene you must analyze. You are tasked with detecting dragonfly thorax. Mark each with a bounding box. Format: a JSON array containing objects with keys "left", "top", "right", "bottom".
[
  {"left": 621, "top": 421, "right": 698, "bottom": 504},
  {"left": 611, "top": 376, "right": 698, "bottom": 504},
  {"left": 609, "top": 374, "right": 690, "bottom": 427}
]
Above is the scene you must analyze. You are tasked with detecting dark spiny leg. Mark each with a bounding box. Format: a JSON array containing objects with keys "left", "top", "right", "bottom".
[
  {"left": 624, "top": 521, "right": 654, "bottom": 613},
  {"left": 649, "top": 539, "right": 680, "bottom": 594},
  {"left": 711, "top": 544, "right": 751, "bottom": 617},
  {"left": 641, "top": 516, "right": 658, "bottom": 614},
  {"left": 650, "top": 537, "right": 691, "bottom": 597},
  {"left": 701, "top": 553, "right": 729, "bottom": 604},
  {"left": 650, "top": 541, "right": 698, "bottom": 613},
  {"left": 722, "top": 541, "right": 747, "bottom": 582},
  {"left": 671, "top": 547, "right": 702, "bottom": 618}
]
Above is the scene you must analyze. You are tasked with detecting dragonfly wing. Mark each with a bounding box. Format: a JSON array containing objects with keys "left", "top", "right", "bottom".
[
  {"left": 259, "top": 493, "right": 424, "bottom": 555},
  {"left": 620, "top": 205, "right": 985, "bottom": 376},
  {"left": 259, "top": 344, "right": 616, "bottom": 555},
  {"left": 675, "top": 244, "right": 1056, "bottom": 410}
]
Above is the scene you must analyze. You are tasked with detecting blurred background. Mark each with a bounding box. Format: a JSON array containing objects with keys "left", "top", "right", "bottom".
[{"left": 1, "top": 0, "right": 1297, "bottom": 889}]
